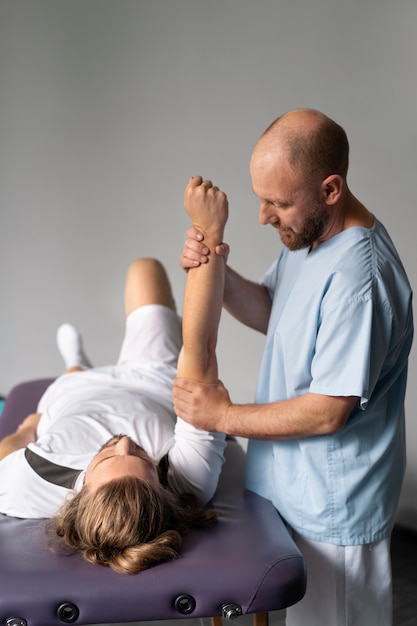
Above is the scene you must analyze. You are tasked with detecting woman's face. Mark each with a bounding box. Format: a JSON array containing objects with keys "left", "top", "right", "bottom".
[{"left": 84, "top": 435, "right": 160, "bottom": 491}]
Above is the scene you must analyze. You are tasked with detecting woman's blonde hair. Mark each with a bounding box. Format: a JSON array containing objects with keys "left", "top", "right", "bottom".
[{"left": 48, "top": 477, "right": 217, "bottom": 574}]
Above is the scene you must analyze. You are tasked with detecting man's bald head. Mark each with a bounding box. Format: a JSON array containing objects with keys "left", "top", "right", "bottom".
[{"left": 252, "top": 109, "right": 349, "bottom": 184}]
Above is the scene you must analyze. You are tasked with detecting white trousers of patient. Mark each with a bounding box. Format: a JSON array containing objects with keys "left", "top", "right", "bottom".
[{"left": 285, "top": 531, "right": 392, "bottom": 626}]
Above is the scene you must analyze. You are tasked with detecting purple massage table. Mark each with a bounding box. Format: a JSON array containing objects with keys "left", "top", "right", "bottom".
[{"left": 0, "top": 379, "right": 306, "bottom": 626}]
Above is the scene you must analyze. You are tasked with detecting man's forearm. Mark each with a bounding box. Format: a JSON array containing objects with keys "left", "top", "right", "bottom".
[
  {"left": 220, "top": 392, "right": 358, "bottom": 439},
  {"left": 223, "top": 266, "right": 272, "bottom": 334}
]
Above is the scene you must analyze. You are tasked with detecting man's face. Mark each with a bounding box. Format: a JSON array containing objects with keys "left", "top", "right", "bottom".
[
  {"left": 250, "top": 151, "right": 330, "bottom": 251},
  {"left": 84, "top": 435, "right": 159, "bottom": 491}
]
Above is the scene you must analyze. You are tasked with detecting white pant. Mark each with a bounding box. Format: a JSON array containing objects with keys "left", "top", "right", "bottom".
[{"left": 286, "top": 531, "right": 392, "bottom": 626}]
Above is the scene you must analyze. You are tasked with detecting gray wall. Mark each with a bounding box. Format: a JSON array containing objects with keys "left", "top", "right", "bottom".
[{"left": 1, "top": 0, "right": 416, "bottom": 528}]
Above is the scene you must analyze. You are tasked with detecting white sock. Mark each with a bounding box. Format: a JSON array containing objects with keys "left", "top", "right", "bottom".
[{"left": 56, "top": 323, "right": 92, "bottom": 370}]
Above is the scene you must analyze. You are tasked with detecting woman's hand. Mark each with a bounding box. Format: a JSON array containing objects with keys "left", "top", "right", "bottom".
[
  {"left": 0, "top": 412, "right": 42, "bottom": 461},
  {"left": 17, "top": 412, "right": 42, "bottom": 435}
]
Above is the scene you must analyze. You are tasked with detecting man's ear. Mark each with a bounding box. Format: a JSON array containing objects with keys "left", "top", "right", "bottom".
[{"left": 321, "top": 174, "right": 344, "bottom": 205}]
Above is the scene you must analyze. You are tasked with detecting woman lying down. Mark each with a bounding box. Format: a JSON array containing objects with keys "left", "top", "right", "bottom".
[{"left": 0, "top": 179, "right": 230, "bottom": 574}]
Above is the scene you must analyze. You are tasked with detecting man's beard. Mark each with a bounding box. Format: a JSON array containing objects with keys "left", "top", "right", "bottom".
[{"left": 277, "top": 203, "right": 328, "bottom": 251}]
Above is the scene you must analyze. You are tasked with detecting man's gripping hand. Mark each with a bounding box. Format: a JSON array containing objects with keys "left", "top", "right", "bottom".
[
  {"left": 173, "top": 377, "right": 231, "bottom": 432},
  {"left": 179, "top": 226, "right": 230, "bottom": 271}
]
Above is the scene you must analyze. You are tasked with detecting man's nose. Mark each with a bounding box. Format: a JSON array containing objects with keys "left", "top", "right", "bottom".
[{"left": 259, "top": 202, "right": 278, "bottom": 226}]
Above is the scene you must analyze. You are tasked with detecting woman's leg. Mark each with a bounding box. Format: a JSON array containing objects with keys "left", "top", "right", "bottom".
[
  {"left": 123, "top": 258, "right": 176, "bottom": 317},
  {"left": 118, "top": 258, "right": 182, "bottom": 367}
]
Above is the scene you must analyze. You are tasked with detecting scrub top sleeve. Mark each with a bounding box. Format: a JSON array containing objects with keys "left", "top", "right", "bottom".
[
  {"left": 259, "top": 256, "right": 281, "bottom": 293},
  {"left": 310, "top": 296, "right": 377, "bottom": 406}
]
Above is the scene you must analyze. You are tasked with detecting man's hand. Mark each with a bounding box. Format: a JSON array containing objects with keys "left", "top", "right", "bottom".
[
  {"left": 173, "top": 377, "right": 232, "bottom": 432},
  {"left": 179, "top": 226, "right": 230, "bottom": 271}
]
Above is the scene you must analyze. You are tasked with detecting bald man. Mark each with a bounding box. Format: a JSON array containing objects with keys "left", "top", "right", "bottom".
[{"left": 174, "top": 109, "right": 413, "bottom": 626}]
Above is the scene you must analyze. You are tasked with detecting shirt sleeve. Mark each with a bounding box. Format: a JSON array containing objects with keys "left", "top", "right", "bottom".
[
  {"left": 310, "top": 290, "right": 392, "bottom": 408},
  {"left": 166, "top": 417, "right": 226, "bottom": 504},
  {"left": 259, "top": 255, "right": 281, "bottom": 296}
]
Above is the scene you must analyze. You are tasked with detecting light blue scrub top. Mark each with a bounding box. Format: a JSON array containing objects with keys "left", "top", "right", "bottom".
[{"left": 245, "top": 219, "right": 413, "bottom": 545}]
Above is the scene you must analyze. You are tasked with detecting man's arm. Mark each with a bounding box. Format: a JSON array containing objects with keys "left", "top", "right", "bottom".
[
  {"left": 173, "top": 181, "right": 358, "bottom": 439},
  {"left": 0, "top": 413, "right": 41, "bottom": 461},
  {"left": 173, "top": 380, "right": 358, "bottom": 439},
  {"left": 223, "top": 266, "right": 272, "bottom": 335}
]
